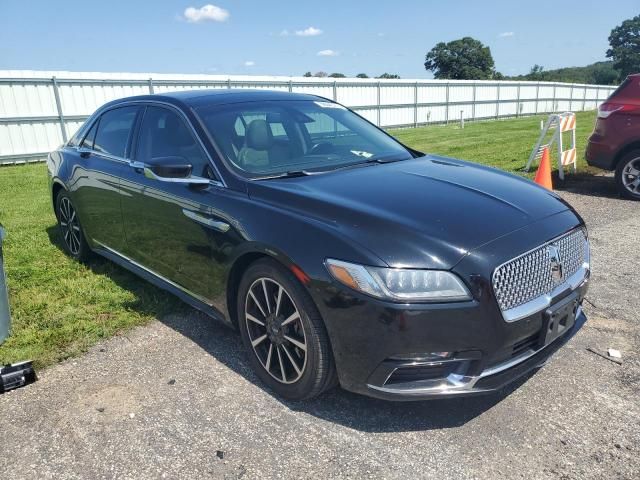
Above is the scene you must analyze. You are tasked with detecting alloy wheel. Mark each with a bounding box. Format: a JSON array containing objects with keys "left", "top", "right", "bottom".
[
  {"left": 244, "top": 277, "right": 307, "bottom": 384},
  {"left": 621, "top": 156, "right": 640, "bottom": 196},
  {"left": 59, "top": 197, "right": 81, "bottom": 255}
]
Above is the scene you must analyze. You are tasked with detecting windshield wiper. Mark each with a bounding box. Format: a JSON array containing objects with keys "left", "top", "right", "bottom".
[{"left": 256, "top": 170, "right": 319, "bottom": 180}]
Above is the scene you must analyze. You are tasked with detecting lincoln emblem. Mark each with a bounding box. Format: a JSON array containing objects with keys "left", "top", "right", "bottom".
[{"left": 548, "top": 245, "right": 563, "bottom": 282}]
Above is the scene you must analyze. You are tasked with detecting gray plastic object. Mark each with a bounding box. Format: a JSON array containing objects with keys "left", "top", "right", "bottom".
[{"left": 0, "top": 225, "right": 10, "bottom": 344}]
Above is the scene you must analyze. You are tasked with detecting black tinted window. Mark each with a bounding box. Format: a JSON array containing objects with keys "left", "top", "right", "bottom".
[
  {"left": 137, "top": 106, "right": 212, "bottom": 178},
  {"left": 81, "top": 120, "right": 98, "bottom": 149},
  {"left": 94, "top": 106, "right": 138, "bottom": 158}
]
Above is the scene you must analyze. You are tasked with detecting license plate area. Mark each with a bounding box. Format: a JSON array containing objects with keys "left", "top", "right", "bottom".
[{"left": 541, "top": 293, "right": 579, "bottom": 347}]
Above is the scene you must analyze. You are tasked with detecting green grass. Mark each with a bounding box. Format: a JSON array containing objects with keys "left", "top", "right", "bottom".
[
  {"left": 390, "top": 110, "right": 598, "bottom": 177},
  {"left": 0, "top": 111, "right": 598, "bottom": 368}
]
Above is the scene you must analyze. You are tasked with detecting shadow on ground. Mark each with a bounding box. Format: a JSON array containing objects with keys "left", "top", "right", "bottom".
[
  {"left": 45, "top": 226, "right": 533, "bottom": 433},
  {"left": 552, "top": 171, "right": 621, "bottom": 199}
]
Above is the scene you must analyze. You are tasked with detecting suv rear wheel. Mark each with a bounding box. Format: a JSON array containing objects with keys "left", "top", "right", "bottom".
[{"left": 615, "top": 150, "right": 640, "bottom": 200}]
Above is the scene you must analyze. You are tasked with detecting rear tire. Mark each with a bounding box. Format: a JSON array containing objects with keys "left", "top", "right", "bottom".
[
  {"left": 237, "top": 258, "right": 337, "bottom": 400},
  {"left": 615, "top": 150, "right": 640, "bottom": 201},
  {"left": 55, "top": 190, "right": 91, "bottom": 261}
]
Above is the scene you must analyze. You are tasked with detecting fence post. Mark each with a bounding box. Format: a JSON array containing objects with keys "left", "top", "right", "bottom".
[
  {"left": 376, "top": 81, "right": 381, "bottom": 126},
  {"left": 516, "top": 84, "right": 521, "bottom": 117},
  {"left": 288, "top": 80, "right": 293, "bottom": 93},
  {"left": 413, "top": 81, "right": 418, "bottom": 128},
  {"left": 535, "top": 82, "right": 540, "bottom": 115},
  {"left": 227, "top": 78, "right": 231, "bottom": 89},
  {"left": 495, "top": 83, "right": 500, "bottom": 119},
  {"left": 471, "top": 83, "right": 476, "bottom": 121},
  {"left": 582, "top": 85, "right": 587, "bottom": 111},
  {"left": 552, "top": 84, "right": 557, "bottom": 112},
  {"left": 569, "top": 84, "right": 574, "bottom": 111},
  {"left": 445, "top": 82, "right": 450, "bottom": 124},
  {"left": 148, "top": 78, "right": 154, "bottom": 94},
  {"left": 333, "top": 80, "right": 337, "bottom": 101},
  {"left": 51, "top": 76, "right": 68, "bottom": 143}
]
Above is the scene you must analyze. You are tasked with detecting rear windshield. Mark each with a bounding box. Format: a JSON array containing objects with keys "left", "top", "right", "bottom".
[
  {"left": 608, "top": 77, "right": 633, "bottom": 101},
  {"left": 194, "top": 100, "right": 412, "bottom": 178}
]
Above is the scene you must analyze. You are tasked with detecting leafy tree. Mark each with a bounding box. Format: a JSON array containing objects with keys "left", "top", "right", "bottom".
[
  {"left": 528, "top": 64, "right": 545, "bottom": 81},
  {"left": 313, "top": 71, "right": 328, "bottom": 78},
  {"left": 376, "top": 73, "right": 401, "bottom": 79},
  {"left": 607, "top": 15, "right": 640, "bottom": 78},
  {"left": 303, "top": 71, "right": 313, "bottom": 77},
  {"left": 424, "top": 37, "right": 496, "bottom": 79},
  {"left": 592, "top": 63, "right": 620, "bottom": 85},
  {"left": 356, "top": 73, "right": 369, "bottom": 78},
  {"left": 329, "top": 73, "right": 346, "bottom": 78}
]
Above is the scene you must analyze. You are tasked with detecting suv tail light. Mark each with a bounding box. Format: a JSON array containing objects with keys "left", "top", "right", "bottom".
[{"left": 598, "top": 102, "right": 640, "bottom": 119}]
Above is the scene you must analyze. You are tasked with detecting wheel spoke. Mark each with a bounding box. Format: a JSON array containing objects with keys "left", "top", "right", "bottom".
[
  {"left": 246, "top": 313, "right": 265, "bottom": 326},
  {"left": 281, "top": 311, "right": 299, "bottom": 327},
  {"left": 281, "top": 344, "right": 302, "bottom": 376},
  {"left": 251, "top": 334, "right": 267, "bottom": 347},
  {"left": 265, "top": 343, "right": 273, "bottom": 372},
  {"left": 284, "top": 335, "right": 306, "bottom": 352},
  {"left": 249, "top": 289, "right": 267, "bottom": 317},
  {"left": 261, "top": 279, "right": 271, "bottom": 314},
  {"left": 276, "top": 346, "right": 287, "bottom": 382},
  {"left": 274, "top": 286, "right": 283, "bottom": 317}
]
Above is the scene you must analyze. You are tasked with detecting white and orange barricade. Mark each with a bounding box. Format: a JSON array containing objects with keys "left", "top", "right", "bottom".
[{"left": 526, "top": 112, "right": 577, "bottom": 180}]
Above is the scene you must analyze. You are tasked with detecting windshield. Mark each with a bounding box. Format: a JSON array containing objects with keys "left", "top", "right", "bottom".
[{"left": 194, "top": 100, "right": 412, "bottom": 178}]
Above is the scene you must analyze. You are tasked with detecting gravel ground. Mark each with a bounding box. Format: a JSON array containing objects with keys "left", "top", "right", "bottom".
[{"left": 1, "top": 175, "right": 638, "bottom": 480}]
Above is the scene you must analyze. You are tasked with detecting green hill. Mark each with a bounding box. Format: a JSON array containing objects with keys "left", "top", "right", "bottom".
[{"left": 508, "top": 61, "right": 619, "bottom": 85}]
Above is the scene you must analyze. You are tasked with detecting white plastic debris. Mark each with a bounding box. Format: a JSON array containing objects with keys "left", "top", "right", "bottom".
[{"left": 608, "top": 349, "right": 622, "bottom": 359}]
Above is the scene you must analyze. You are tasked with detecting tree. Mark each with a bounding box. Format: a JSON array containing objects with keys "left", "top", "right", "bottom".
[
  {"left": 528, "top": 64, "right": 545, "bottom": 81},
  {"left": 377, "top": 73, "right": 401, "bottom": 79},
  {"left": 313, "top": 71, "right": 328, "bottom": 78},
  {"left": 607, "top": 15, "right": 640, "bottom": 78},
  {"left": 356, "top": 73, "right": 369, "bottom": 78},
  {"left": 303, "top": 71, "right": 313, "bottom": 77},
  {"left": 592, "top": 63, "right": 619, "bottom": 85},
  {"left": 424, "top": 37, "right": 496, "bottom": 79},
  {"left": 329, "top": 73, "right": 346, "bottom": 78}
]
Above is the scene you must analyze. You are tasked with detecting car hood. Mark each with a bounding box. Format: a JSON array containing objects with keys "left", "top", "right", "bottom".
[{"left": 248, "top": 155, "right": 573, "bottom": 269}]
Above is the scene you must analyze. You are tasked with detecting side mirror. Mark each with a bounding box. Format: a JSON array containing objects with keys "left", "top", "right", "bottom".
[{"left": 147, "top": 156, "right": 192, "bottom": 179}]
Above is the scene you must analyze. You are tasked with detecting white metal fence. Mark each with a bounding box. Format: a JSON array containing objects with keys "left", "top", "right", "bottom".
[{"left": 0, "top": 70, "right": 617, "bottom": 165}]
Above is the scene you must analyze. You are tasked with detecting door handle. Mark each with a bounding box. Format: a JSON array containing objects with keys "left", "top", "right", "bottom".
[{"left": 182, "top": 209, "right": 230, "bottom": 232}]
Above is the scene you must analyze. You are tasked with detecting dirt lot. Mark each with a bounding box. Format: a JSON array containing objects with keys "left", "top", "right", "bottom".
[{"left": 0, "top": 174, "right": 638, "bottom": 480}]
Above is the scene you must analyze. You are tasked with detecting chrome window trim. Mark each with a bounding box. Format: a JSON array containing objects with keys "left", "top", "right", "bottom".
[
  {"left": 69, "top": 100, "right": 228, "bottom": 188},
  {"left": 492, "top": 228, "right": 590, "bottom": 322}
]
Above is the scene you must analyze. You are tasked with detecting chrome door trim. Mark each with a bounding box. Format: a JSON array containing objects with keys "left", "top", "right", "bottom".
[
  {"left": 94, "top": 242, "right": 215, "bottom": 307},
  {"left": 182, "top": 208, "right": 230, "bottom": 232}
]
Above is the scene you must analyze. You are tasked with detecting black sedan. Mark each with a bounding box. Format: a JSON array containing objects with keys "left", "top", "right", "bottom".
[{"left": 47, "top": 90, "right": 590, "bottom": 400}]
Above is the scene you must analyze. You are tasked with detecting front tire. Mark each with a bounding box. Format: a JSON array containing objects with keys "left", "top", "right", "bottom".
[
  {"left": 55, "top": 190, "right": 91, "bottom": 261},
  {"left": 237, "top": 259, "right": 336, "bottom": 400},
  {"left": 615, "top": 150, "right": 640, "bottom": 200}
]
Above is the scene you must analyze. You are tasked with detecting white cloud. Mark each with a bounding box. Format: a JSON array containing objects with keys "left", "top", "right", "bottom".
[
  {"left": 317, "top": 49, "right": 338, "bottom": 57},
  {"left": 183, "top": 4, "right": 230, "bottom": 23},
  {"left": 244, "top": 60, "right": 255, "bottom": 67},
  {"left": 279, "top": 29, "right": 290, "bottom": 36},
  {"left": 295, "top": 26, "right": 323, "bottom": 37},
  {"left": 499, "top": 31, "right": 514, "bottom": 37}
]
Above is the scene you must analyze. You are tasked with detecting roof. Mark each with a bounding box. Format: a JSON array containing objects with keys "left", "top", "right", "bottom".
[{"left": 105, "top": 89, "right": 324, "bottom": 110}]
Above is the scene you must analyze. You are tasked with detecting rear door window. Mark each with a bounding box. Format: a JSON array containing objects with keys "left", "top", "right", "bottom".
[{"left": 93, "top": 106, "right": 139, "bottom": 158}]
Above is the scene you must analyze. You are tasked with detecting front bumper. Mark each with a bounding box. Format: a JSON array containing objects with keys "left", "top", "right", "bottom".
[{"left": 311, "top": 216, "right": 589, "bottom": 401}]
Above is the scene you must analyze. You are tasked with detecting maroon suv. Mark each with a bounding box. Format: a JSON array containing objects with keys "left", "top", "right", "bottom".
[{"left": 586, "top": 74, "right": 640, "bottom": 200}]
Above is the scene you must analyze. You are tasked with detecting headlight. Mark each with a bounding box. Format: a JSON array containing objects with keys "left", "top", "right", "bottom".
[{"left": 325, "top": 259, "right": 471, "bottom": 302}]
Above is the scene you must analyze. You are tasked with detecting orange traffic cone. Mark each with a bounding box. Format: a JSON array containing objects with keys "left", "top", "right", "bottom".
[{"left": 534, "top": 147, "right": 553, "bottom": 190}]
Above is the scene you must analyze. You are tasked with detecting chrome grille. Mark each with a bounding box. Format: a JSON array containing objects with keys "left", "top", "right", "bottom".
[{"left": 492, "top": 229, "right": 588, "bottom": 313}]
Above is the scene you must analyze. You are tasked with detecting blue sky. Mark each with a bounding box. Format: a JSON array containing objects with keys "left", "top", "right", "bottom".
[{"left": 1, "top": 0, "right": 638, "bottom": 78}]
